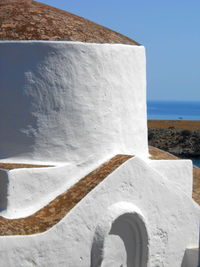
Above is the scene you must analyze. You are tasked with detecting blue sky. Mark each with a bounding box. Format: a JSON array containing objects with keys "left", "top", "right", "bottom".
[{"left": 39, "top": 0, "right": 200, "bottom": 101}]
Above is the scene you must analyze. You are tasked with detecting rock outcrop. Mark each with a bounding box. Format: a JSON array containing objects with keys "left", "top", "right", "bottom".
[{"left": 148, "top": 127, "right": 200, "bottom": 158}]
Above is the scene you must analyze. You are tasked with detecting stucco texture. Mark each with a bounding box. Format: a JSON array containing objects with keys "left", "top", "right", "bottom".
[
  {"left": 0, "top": 40, "right": 199, "bottom": 267},
  {"left": 0, "top": 41, "right": 148, "bottom": 166},
  {"left": 0, "top": 157, "right": 198, "bottom": 267}
]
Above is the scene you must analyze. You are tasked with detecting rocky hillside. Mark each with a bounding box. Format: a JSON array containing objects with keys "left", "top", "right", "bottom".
[{"left": 148, "top": 127, "right": 200, "bottom": 158}]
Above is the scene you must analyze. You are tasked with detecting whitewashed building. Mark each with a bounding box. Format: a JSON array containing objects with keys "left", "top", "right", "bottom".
[{"left": 0, "top": 1, "right": 199, "bottom": 266}]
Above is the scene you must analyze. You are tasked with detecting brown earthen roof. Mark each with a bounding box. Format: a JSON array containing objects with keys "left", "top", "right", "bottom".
[
  {"left": 0, "top": 154, "right": 133, "bottom": 236},
  {"left": 0, "top": 0, "right": 139, "bottom": 45},
  {"left": 0, "top": 163, "right": 53, "bottom": 170},
  {"left": 0, "top": 148, "right": 199, "bottom": 236}
]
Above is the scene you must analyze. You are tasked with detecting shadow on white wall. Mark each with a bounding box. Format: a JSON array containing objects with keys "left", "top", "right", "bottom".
[{"left": 90, "top": 202, "right": 149, "bottom": 267}]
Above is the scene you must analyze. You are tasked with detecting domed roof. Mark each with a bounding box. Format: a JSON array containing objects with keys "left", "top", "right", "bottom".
[{"left": 0, "top": 0, "right": 140, "bottom": 45}]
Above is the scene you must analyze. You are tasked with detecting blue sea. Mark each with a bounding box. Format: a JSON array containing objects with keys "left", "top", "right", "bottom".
[
  {"left": 147, "top": 100, "right": 200, "bottom": 167},
  {"left": 147, "top": 100, "right": 200, "bottom": 121}
]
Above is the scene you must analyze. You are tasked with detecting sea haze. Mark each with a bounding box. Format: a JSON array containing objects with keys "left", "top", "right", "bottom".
[{"left": 147, "top": 101, "right": 200, "bottom": 120}]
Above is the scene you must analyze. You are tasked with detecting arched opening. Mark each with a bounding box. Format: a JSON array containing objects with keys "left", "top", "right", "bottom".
[
  {"left": 102, "top": 213, "right": 148, "bottom": 267},
  {"left": 90, "top": 203, "right": 148, "bottom": 267}
]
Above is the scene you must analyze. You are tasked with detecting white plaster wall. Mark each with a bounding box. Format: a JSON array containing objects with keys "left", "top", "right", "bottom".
[
  {"left": 0, "top": 154, "right": 110, "bottom": 218},
  {"left": 0, "top": 165, "right": 74, "bottom": 218},
  {"left": 0, "top": 41, "right": 148, "bottom": 166},
  {"left": 149, "top": 159, "right": 193, "bottom": 197},
  {"left": 0, "top": 157, "right": 198, "bottom": 267},
  {"left": 96, "top": 202, "right": 149, "bottom": 267},
  {"left": 0, "top": 40, "right": 198, "bottom": 267}
]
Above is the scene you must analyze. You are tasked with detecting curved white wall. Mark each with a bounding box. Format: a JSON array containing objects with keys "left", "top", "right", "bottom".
[
  {"left": 0, "top": 157, "right": 198, "bottom": 266},
  {"left": 0, "top": 41, "right": 148, "bottom": 165}
]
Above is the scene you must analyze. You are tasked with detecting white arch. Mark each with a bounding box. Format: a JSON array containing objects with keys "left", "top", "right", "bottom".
[{"left": 90, "top": 202, "right": 149, "bottom": 267}]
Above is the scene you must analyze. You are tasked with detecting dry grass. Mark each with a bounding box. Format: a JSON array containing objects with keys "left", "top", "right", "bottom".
[
  {"left": 0, "top": 154, "right": 132, "bottom": 236},
  {"left": 0, "top": 147, "right": 199, "bottom": 236},
  {"left": 149, "top": 146, "right": 179, "bottom": 160},
  {"left": 0, "top": 163, "right": 53, "bottom": 170},
  {"left": 148, "top": 120, "right": 200, "bottom": 130}
]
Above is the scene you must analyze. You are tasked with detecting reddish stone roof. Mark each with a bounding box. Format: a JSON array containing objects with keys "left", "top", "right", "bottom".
[{"left": 0, "top": 0, "right": 140, "bottom": 45}]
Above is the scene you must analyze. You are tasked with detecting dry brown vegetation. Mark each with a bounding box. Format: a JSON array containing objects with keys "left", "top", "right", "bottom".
[
  {"left": 0, "top": 163, "right": 52, "bottom": 170},
  {"left": 0, "top": 154, "right": 132, "bottom": 236},
  {"left": 148, "top": 120, "right": 200, "bottom": 130},
  {"left": 0, "top": 147, "right": 199, "bottom": 236},
  {"left": 149, "top": 146, "right": 178, "bottom": 160}
]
